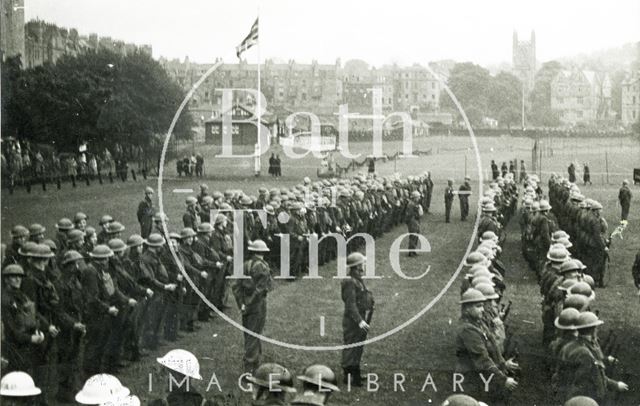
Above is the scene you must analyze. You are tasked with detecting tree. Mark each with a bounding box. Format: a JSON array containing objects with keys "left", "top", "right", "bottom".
[
  {"left": 487, "top": 72, "right": 522, "bottom": 128},
  {"left": 529, "top": 61, "right": 563, "bottom": 127},
  {"left": 441, "top": 62, "right": 491, "bottom": 125},
  {"left": 609, "top": 70, "right": 627, "bottom": 120},
  {"left": 3, "top": 48, "right": 193, "bottom": 152}
]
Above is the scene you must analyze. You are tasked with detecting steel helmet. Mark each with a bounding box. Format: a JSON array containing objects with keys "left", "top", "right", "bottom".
[
  {"left": 2, "top": 264, "right": 25, "bottom": 277},
  {"left": 107, "top": 239, "right": 127, "bottom": 253},
  {"left": 144, "top": 234, "right": 165, "bottom": 247},
  {"left": 568, "top": 281, "right": 595, "bottom": 301},
  {"left": 297, "top": 364, "right": 340, "bottom": 392},
  {"left": 18, "top": 241, "right": 37, "bottom": 256},
  {"left": 214, "top": 214, "right": 227, "bottom": 225},
  {"left": 476, "top": 246, "right": 495, "bottom": 260},
  {"left": 179, "top": 228, "right": 197, "bottom": 239},
  {"left": 474, "top": 283, "right": 499, "bottom": 300},
  {"left": 248, "top": 240, "right": 270, "bottom": 252},
  {"left": 106, "top": 222, "right": 125, "bottom": 234},
  {"left": 563, "top": 396, "right": 599, "bottom": 406},
  {"left": 28, "top": 223, "right": 46, "bottom": 237},
  {"left": 197, "top": 223, "right": 214, "bottom": 233},
  {"left": 547, "top": 247, "right": 569, "bottom": 262},
  {"left": 554, "top": 308, "right": 580, "bottom": 330},
  {"left": 99, "top": 215, "right": 114, "bottom": 226},
  {"left": 246, "top": 363, "right": 295, "bottom": 392},
  {"left": 74, "top": 212, "right": 88, "bottom": 222},
  {"left": 563, "top": 294, "right": 590, "bottom": 312},
  {"left": 558, "top": 279, "right": 578, "bottom": 292},
  {"left": 156, "top": 349, "right": 202, "bottom": 380},
  {"left": 555, "top": 237, "right": 573, "bottom": 249},
  {"left": 56, "top": 218, "right": 74, "bottom": 231},
  {"left": 539, "top": 200, "right": 552, "bottom": 211},
  {"left": 442, "top": 394, "right": 481, "bottom": 406},
  {"left": 346, "top": 252, "right": 366, "bottom": 268},
  {"left": 30, "top": 244, "right": 55, "bottom": 259},
  {"left": 126, "top": 234, "right": 144, "bottom": 248},
  {"left": 100, "top": 395, "right": 141, "bottom": 406},
  {"left": 463, "top": 252, "right": 488, "bottom": 267},
  {"left": 61, "top": 250, "right": 84, "bottom": 266},
  {"left": 75, "top": 374, "right": 130, "bottom": 404},
  {"left": 459, "top": 288, "right": 486, "bottom": 304},
  {"left": 551, "top": 230, "right": 570, "bottom": 242},
  {"left": 575, "top": 311, "right": 604, "bottom": 329},
  {"left": 185, "top": 196, "right": 198, "bottom": 206},
  {"left": 11, "top": 225, "right": 29, "bottom": 238},
  {"left": 480, "top": 231, "right": 498, "bottom": 242},
  {"left": 89, "top": 245, "right": 114, "bottom": 259},
  {"left": 471, "top": 276, "right": 495, "bottom": 288},
  {"left": 560, "top": 260, "right": 581, "bottom": 274},
  {"left": 0, "top": 371, "right": 41, "bottom": 397}
]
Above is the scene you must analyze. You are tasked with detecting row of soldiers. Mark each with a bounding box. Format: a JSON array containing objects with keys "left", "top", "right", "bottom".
[
  {"left": 518, "top": 175, "right": 629, "bottom": 404},
  {"left": 456, "top": 177, "right": 520, "bottom": 405}
]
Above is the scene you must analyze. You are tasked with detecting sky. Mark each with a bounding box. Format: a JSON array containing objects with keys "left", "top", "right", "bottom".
[{"left": 24, "top": 0, "right": 640, "bottom": 67}]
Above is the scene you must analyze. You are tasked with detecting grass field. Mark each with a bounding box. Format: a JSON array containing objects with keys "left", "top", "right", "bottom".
[{"left": 2, "top": 136, "right": 640, "bottom": 405}]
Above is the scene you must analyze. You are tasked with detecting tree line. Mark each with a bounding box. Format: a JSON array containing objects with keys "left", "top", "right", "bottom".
[{"left": 1, "top": 48, "right": 194, "bottom": 153}]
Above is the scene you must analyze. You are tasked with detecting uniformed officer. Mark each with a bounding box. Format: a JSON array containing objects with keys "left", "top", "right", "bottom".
[
  {"left": 459, "top": 176, "right": 472, "bottom": 221},
  {"left": 233, "top": 240, "right": 272, "bottom": 373},
  {"left": 405, "top": 191, "right": 423, "bottom": 257},
  {"left": 246, "top": 363, "right": 296, "bottom": 406},
  {"left": 341, "top": 252, "right": 374, "bottom": 387},
  {"left": 291, "top": 364, "right": 340, "bottom": 405},
  {"left": 444, "top": 179, "right": 455, "bottom": 223},
  {"left": 3, "top": 225, "right": 30, "bottom": 268}
]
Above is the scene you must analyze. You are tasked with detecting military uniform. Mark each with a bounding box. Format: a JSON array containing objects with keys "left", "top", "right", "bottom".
[
  {"left": 341, "top": 273, "right": 373, "bottom": 378},
  {"left": 565, "top": 336, "right": 618, "bottom": 403},
  {"left": 459, "top": 181, "right": 471, "bottom": 221},
  {"left": 139, "top": 248, "right": 171, "bottom": 349},
  {"left": 233, "top": 254, "right": 272, "bottom": 373},
  {"left": 444, "top": 183, "right": 454, "bottom": 223},
  {"left": 404, "top": 200, "right": 421, "bottom": 256}
]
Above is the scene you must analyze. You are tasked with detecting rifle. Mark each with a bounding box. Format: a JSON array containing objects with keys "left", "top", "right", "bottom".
[
  {"left": 501, "top": 300, "right": 513, "bottom": 322},
  {"left": 601, "top": 329, "right": 614, "bottom": 354}
]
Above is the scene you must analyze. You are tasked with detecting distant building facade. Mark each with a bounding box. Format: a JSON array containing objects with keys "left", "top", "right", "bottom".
[
  {"left": 512, "top": 31, "right": 536, "bottom": 93},
  {"left": 1, "top": 0, "right": 25, "bottom": 62},
  {"left": 23, "top": 20, "right": 152, "bottom": 69},
  {"left": 550, "top": 69, "right": 612, "bottom": 126},
  {"left": 160, "top": 57, "right": 442, "bottom": 124},
  {"left": 621, "top": 71, "right": 640, "bottom": 126}
]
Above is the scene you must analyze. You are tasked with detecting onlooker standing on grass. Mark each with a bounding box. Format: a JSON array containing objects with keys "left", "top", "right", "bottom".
[
  {"left": 491, "top": 160, "right": 499, "bottom": 180},
  {"left": 568, "top": 163, "right": 576, "bottom": 183},
  {"left": 519, "top": 160, "right": 527, "bottom": 183},
  {"left": 583, "top": 163, "right": 591, "bottom": 185},
  {"left": 618, "top": 179, "right": 632, "bottom": 221}
]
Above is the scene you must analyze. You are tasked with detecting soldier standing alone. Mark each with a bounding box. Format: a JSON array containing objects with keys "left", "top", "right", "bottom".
[
  {"left": 459, "top": 176, "right": 471, "bottom": 221},
  {"left": 444, "top": 179, "right": 455, "bottom": 223},
  {"left": 618, "top": 179, "right": 632, "bottom": 221},
  {"left": 341, "top": 252, "right": 374, "bottom": 387},
  {"left": 136, "top": 187, "right": 155, "bottom": 238}
]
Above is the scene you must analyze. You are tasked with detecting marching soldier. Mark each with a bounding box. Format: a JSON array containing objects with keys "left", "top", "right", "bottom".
[
  {"left": 233, "top": 240, "right": 272, "bottom": 373},
  {"left": 341, "top": 252, "right": 374, "bottom": 387}
]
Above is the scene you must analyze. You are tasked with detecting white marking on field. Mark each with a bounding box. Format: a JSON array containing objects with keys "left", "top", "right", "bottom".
[
  {"left": 320, "top": 316, "right": 325, "bottom": 337},
  {"left": 173, "top": 188, "right": 194, "bottom": 193}
]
